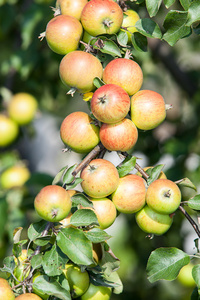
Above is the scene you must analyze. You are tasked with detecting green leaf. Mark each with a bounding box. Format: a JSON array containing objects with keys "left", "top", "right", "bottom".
[
  {"left": 70, "top": 209, "right": 99, "bottom": 227},
  {"left": 147, "top": 247, "right": 190, "bottom": 283},
  {"left": 177, "top": 177, "right": 197, "bottom": 191},
  {"left": 163, "top": 10, "right": 192, "bottom": 46},
  {"left": 164, "top": 0, "right": 176, "bottom": 8},
  {"left": 13, "top": 227, "right": 23, "bottom": 244},
  {"left": 180, "top": 0, "right": 193, "bottom": 10},
  {"left": 89, "top": 271, "right": 122, "bottom": 292},
  {"left": 93, "top": 77, "right": 105, "bottom": 89},
  {"left": 85, "top": 228, "right": 111, "bottom": 243},
  {"left": 52, "top": 166, "right": 68, "bottom": 185},
  {"left": 186, "top": 0, "right": 200, "bottom": 26},
  {"left": 65, "top": 177, "right": 83, "bottom": 190},
  {"left": 188, "top": 195, "right": 200, "bottom": 210},
  {"left": 146, "top": 164, "right": 165, "bottom": 185},
  {"left": 104, "top": 271, "right": 123, "bottom": 294},
  {"left": 131, "top": 32, "right": 148, "bottom": 52},
  {"left": 56, "top": 227, "right": 93, "bottom": 265},
  {"left": 34, "top": 236, "right": 52, "bottom": 246},
  {"left": 31, "top": 254, "right": 43, "bottom": 270},
  {"left": 0, "top": 256, "right": 15, "bottom": 274},
  {"left": 93, "top": 38, "right": 122, "bottom": 57},
  {"left": 12, "top": 240, "right": 28, "bottom": 258},
  {"left": 101, "top": 246, "right": 120, "bottom": 276},
  {"left": 193, "top": 23, "right": 200, "bottom": 34},
  {"left": 28, "top": 220, "right": 49, "bottom": 242},
  {"left": 146, "top": 0, "right": 162, "bottom": 17},
  {"left": 135, "top": 19, "right": 162, "bottom": 39},
  {"left": 117, "top": 31, "right": 128, "bottom": 47},
  {"left": 63, "top": 164, "right": 77, "bottom": 185},
  {"left": 71, "top": 193, "right": 93, "bottom": 208},
  {"left": 192, "top": 264, "right": 200, "bottom": 288},
  {"left": 117, "top": 155, "right": 137, "bottom": 178}
]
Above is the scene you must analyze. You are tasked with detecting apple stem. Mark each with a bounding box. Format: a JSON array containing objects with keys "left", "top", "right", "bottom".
[
  {"left": 165, "top": 104, "right": 173, "bottom": 110},
  {"left": 179, "top": 205, "right": 200, "bottom": 238}
]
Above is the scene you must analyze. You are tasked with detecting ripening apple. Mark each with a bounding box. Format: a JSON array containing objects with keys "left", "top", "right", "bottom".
[
  {"left": 111, "top": 174, "right": 146, "bottom": 213},
  {"left": 102, "top": 58, "right": 143, "bottom": 96},
  {"left": 135, "top": 205, "right": 173, "bottom": 235},
  {"left": 59, "top": 51, "right": 103, "bottom": 94},
  {"left": 15, "top": 293, "right": 43, "bottom": 300},
  {"left": 91, "top": 84, "right": 130, "bottom": 124},
  {"left": 0, "top": 278, "right": 15, "bottom": 300},
  {"left": 131, "top": 90, "right": 166, "bottom": 130},
  {"left": 63, "top": 263, "right": 90, "bottom": 298},
  {"left": 0, "top": 165, "right": 30, "bottom": 189},
  {"left": 81, "top": 0, "right": 123, "bottom": 36},
  {"left": 8, "top": 93, "right": 38, "bottom": 125},
  {"left": 146, "top": 179, "right": 181, "bottom": 215},
  {"left": 44, "top": 15, "right": 83, "bottom": 55},
  {"left": 60, "top": 111, "right": 100, "bottom": 153},
  {"left": 34, "top": 185, "right": 72, "bottom": 222},
  {"left": 80, "top": 158, "right": 119, "bottom": 198},
  {"left": 81, "top": 283, "right": 112, "bottom": 300},
  {"left": 0, "top": 114, "right": 19, "bottom": 147},
  {"left": 121, "top": 9, "right": 140, "bottom": 43},
  {"left": 56, "top": 0, "right": 88, "bottom": 20},
  {"left": 100, "top": 118, "right": 138, "bottom": 152}
]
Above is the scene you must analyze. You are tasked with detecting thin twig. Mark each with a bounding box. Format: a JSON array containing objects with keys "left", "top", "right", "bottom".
[
  {"left": 32, "top": 222, "right": 53, "bottom": 256},
  {"left": 179, "top": 205, "right": 200, "bottom": 238}
]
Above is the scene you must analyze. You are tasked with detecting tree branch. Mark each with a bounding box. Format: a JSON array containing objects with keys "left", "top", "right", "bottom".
[{"left": 179, "top": 205, "right": 200, "bottom": 238}]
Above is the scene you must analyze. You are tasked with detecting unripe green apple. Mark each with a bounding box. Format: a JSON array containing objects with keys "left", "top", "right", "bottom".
[
  {"left": 34, "top": 185, "right": 72, "bottom": 222},
  {"left": 0, "top": 165, "right": 30, "bottom": 189},
  {"left": 0, "top": 278, "right": 15, "bottom": 300},
  {"left": 111, "top": 174, "right": 146, "bottom": 214},
  {"left": 15, "top": 293, "right": 43, "bottom": 299},
  {"left": 177, "top": 263, "right": 196, "bottom": 287},
  {"left": 146, "top": 179, "right": 181, "bottom": 215},
  {"left": 135, "top": 205, "right": 173, "bottom": 235},
  {"left": 81, "top": 283, "right": 111, "bottom": 300},
  {"left": 121, "top": 9, "right": 140, "bottom": 43},
  {"left": 63, "top": 263, "right": 90, "bottom": 298},
  {"left": 0, "top": 114, "right": 19, "bottom": 147},
  {"left": 56, "top": 0, "right": 88, "bottom": 20},
  {"left": 14, "top": 249, "right": 30, "bottom": 283}
]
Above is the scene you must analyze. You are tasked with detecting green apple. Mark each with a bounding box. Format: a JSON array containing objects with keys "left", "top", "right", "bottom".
[
  {"left": 121, "top": 9, "right": 140, "bottom": 43},
  {"left": 14, "top": 249, "right": 30, "bottom": 283},
  {"left": 0, "top": 165, "right": 30, "bottom": 189},
  {"left": 32, "top": 272, "right": 49, "bottom": 300},
  {"left": 81, "top": 283, "right": 111, "bottom": 300},
  {"left": 177, "top": 263, "right": 196, "bottom": 287},
  {"left": 15, "top": 293, "right": 43, "bottom": 299},
  {"left": 0, "top": 114, "right": 19, "bottom": 147},
  {"left": 0, "top": 278, "right": 15, "bottom": 300}
]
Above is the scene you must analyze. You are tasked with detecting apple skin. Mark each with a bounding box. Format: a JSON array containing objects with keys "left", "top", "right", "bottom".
[
  {"left": 15, "top": 293, "right": 43, "bottom": 300},
  {"left": 102, "top": 58, "right": 143, "bottom": 96},
  {"left": 80, "top": 158, "right": 119, "bottom": 198},
  {"left": 0, "top": 278, "right": 15, "bottom": 300},
  {"left": 81, "top": 283, "right": 111, "bottom": 300},
  {"left": 177, "top": 263, "right": 196, "bottom": 287},
  {"left": 45, "top": 15, "right": 83, "bottom": 55},
  {"left": 34, "top": 185, "right": 72, "bottom": 222},
  {"left": 0, "top": 165, "right": 30, "bottom": 189},
  {"left": 63, "top": 263, "right": 90, "bottom": 298},
  {"left": 136, "top": 166, "right": 167, "bottom": 179},
  {"left": 81, "top": 0, "right": 123, "bottom": 36},
  {"left": 146, "top": 179, "right": 181, "bottom": 215},
  {"left": 60, "top": 111, "right": 100, "bottom": 153},
  {"left": 111, "top": 174, "right": 146, "bottom": 214},
  {"left": 91, "top": 84, "right": 130, "bottom": 124},
  {"left": 100, "top": 118, "right": 138, "bottom": 152},
  {"left": 131, "top": 90, "right": 166, "bottom": 130},
  {"left": 0, "top": 114, "right": 19, "bottom": 147},
  {"left": 135, "top": 205, "right": 173, "bottom": 235},
  {"left": 56, "top": 0, "right": 88, "bottom": 20},
  {"left": 8, "top": 93, "right": 38, "bottom": 125},
  {"left": 59, "top": 51, "right": 103, "bottom": 93},
  {"left": 121, "top": 9, "right": 140, "bottom": 43}
]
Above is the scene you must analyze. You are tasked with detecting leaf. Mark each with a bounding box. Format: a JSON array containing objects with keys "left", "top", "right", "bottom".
[
  {"left": 163, "top": 10, "right": 192, "bottom": 46},
  {"left": 31, "top": 254, "right": 43, "bottom": 270},
  {"left": 104, "top": 271, "right": 123, "bottom": 294},
  {"left": 28, "top": 220, "right": 48, "bottom": 242},
  {"left": 93, "top": 77, "right": 105, "bottom": 89},
  {"left": 65, "top": 177, "right": 83, "bottom": 190},
  {"left": 164, "top": 0, "right": 176, "bottom": 8},
  {"left": 63, "top": 164, "right": 77, "bottom": 185},
  {"left": 93, "top": 38, "right": 122, "bottom": 57},
  {"left": 180, "top": 0, "right": 193, "bottom": 10},
  {"left": 135, "top": 18, "right": 162, "bottom": 39},
  {"left": 89, "top": 271, "right": 122, "bottom": 292},
  {"left": 146, "top": 0, "right": 162, "bottom": 17},
  {"left": 71, "top": 193, "right": 93, "bottom": 208},
  {"left": 70, "top": 209, "right": 99, "bottom": 227},
  {"left": 52, "top": 166, "right": 68, "bottom": 185},
  {"left": 192, "top": 264, "right": 200, "bottom": 288},
  {"left": 0, "top": 256, "right": 15, "bottom": 274},
  {"left": 131, "top": 32, "right": 148, "bottom": 52},
  {"left": 188, "top": 195, "right": 200, "bottom": 210},
  {"left": 186, "top": 0, "right": 200, "bottom": 26},
  {"left": 56, "top": 227, "right": 93, "bottom": 265},
  {"left": 177, "top": 177, "right": 197, "bottom": 191},
  {"left": 12, "top": 240, "right": 28, "bottom": 258},
  {"left": 13, "top": 227, "right": 23, "bottom": 244},
  {"left": 146, "top": 164, "right": 165, "bottom": 185},
  {"left": 117, "top": 31, "right": 128, "bottom": 47},
  {"left": 101, "top": 246, "right": 120, "bottom": 276},
  {"left": 146, "top": 247, "right": 190, "bottom": 283},
  {"left": 117, "top": 155, "right": 137, "bottom": 178},
  {"left": 34, "top": 235, "right": 52, "bottom": 246},
  {"left": 85, "top": 228, "right": 111, "bottom": 243}
]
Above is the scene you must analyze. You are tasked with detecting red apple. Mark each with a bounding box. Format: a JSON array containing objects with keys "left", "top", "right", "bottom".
[
  {"left": 60, "top": 111, "right": 100, "bottom": 153},
  {"left": 56, "top": 0, "right": 88, "bottom": 20},
  {"left": 80, "top": 158, "right": 119, "bottom": 198},
  {"left": 0, "top": 278, "right": 15, "bottom": 300},
  {"left": 111, "top": 174, "right": 146, "bottom": 213},
  {"left": 146, "top": 179, "right": 181, "bottom": 215},
  {"left": 91, "top": 84, "right": 130, "bottom": 124},
  {"left": 0, "top": 114, "right": 19, "bottom": 147},
  {"left": 100, "top": 118, "right": 138, "bottom": 152},
  {"left": 81, "top": 0, "right": 123, "bottom": 36},
  {"left": 102, "top": 58, "right": 143, "bottom": 96},
  {"left": 131, "top": 90, "right": 166, "bottom": 130}
]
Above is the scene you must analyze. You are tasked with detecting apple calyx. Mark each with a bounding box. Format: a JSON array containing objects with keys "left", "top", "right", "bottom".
[
  {"left": 103, "top": 19, "right": 114, "bottom": 28},
  {"left": 89, "top": 164, "right": 97, "bottom": 172},
  {"left": 98, "top": 95, "right": 107, "bottom": 104},
  {"left": 165, "top": 104, "right": 173, "bottom": 110},
  {"left": 51, "top": 208, "right": 59, "bottom": 218},
  {"left": 164, "top": 190, "right": 171, "bottom": 198},
  {"left": 67, "top": 87, "right": 77, "bottom": 97},
  {"left": 51, "top": 6, "right": 60, "bottom": 17},
  {"left": 38, "top": 32, "right": 46, "bottom": 41}
]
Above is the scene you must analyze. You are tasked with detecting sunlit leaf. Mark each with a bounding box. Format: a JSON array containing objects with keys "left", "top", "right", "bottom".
[
  {"left": 146, "top": 0, "right": 162, "bottom": 17},
  {"left": 135, "top": 19, "right": 162, "bottom": 39},
  {"left": 70, "top": 209, "right": 99, "bottom": 227},
  {"left": 186, "top": 0, "right": 200, "bottom": 26},
  {"left": 117, "top": 155, "right": 137, "bottom": 178},
  {"left": 188, "top": 195, "right": 200, "bottom": 210},
  {"left": 85, "top": 228, "right": 111, "bottom": 243}
]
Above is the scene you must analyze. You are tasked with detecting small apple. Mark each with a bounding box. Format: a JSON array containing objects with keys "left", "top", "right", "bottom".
[
  {"left": 56, "top": 0, "right": 88, "bottom": 20},
  {"left": 15, "top": 293, "right": 43, "bottom": 300},
  {"left": 121, "top": 9, "right": 140, "bottom": 43},
  {"left": 80, "top": 158, "right": 119, "bottom": 198},
  {"left": 0, "top": 114, "right": 19, "bottom": 147},
  {"left": 91, "top": 84, "right": 130, "bottom": 124},
  {"left": 99, "top": 118, "right": 138, "bottom": 152},
  {"left": 0, "top": 278, "right": 15, "bottom": 300},
  {"left": 111, "top": 174, "right": 146, "bottom": 214},
  {"left": 135, "top": 205, "right": 173, "bottom": 235},
  {"left": 63, "top": 263, "right": 90, "bottom": 298},
  {"left": 102, "top": 58, "right": 143, "bottom": 96},
  {"left": 0, "top": 165, "right": 30, "bottom": 189},
  {"left": 146, "top": 179, "right": 181, "bottom": 215},
  {"left": 177, "top": 262, "right": 196, "bottom": 287},
  {"left": 8, "top": 93, "right": 38, "bottom": 125},
  {"left": 34, "top": 185, "right": 72, "bottom": 222},
  {"left": 136, "top": 166, "right": 167, "bottom": 179},
  {"left": 81, "top": 0, "right": 123, "bottom": 36},
  {"left": 60, "top": 111, "right": 100, "bottom": 153},
  {"left": 131, "top": 90, "right": 166, "bottom": 130},
  {"left": 14, "top": 249, "right": 30, "bottom": 282},
  {"left": 81, "top": 283, "right": 111, "bottom": 300}
]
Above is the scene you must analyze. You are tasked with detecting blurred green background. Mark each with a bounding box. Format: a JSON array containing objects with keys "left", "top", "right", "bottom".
[{"left": 0, "top": 0, "right": 200, "bottom": 299}]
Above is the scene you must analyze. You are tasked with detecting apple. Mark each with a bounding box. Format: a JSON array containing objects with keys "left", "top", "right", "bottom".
[
  {"left": 60, "top": 111, "right": 100, "bottom": 153},
  {"left": 131, "top": 90, "right": 166, "bottom": 130},
  {"left": 56, "top": 0, "right": 88, "bottom": 20},
  {"left": 44, "top": 15, "right": 83, "bottom": 55},
  {"left": 135, "top": 205, "right": 173, "bottom": 235},
  {"left": 177, "top": 263, "right": 196, "bottom": 287},
  {"left": 102, "top": 58, "right": 143, "bottom": 96},
  {"left": 8, "top": 93, "right": 38, "bottom": 125},
  {"left": 99, "top": 118, "right": 138, "bottom": 152},
  {"left": 15, "top": 293, "right": 43, "bottom": 300},
  {"left": 146, "top": 179, "right": 181, "bottom": 215},
  {"left": 81, "top": 0, "right": 123, "bottom": 36},
  {"left": 34, "top": 185, "right": 72, "bottom": 222},
  {"left": 0, "top": 278, "right": 15, "bottom": 300},
  {"left": 111, "top": 174, "right": 146, "bottom": 214},
  {"left": 91, "top": 84, "right": 130, "bottom": 124},
  {"left": 121, "top": 9, "right": 140, "bottom": 43},
  {"left": 63, "top": 263, "right": 90, "bottom": 298},
  {"left": 92, "top": 243, "right": 102, "bottom": 264},
  {"left": 80, "top": 158, "right": 119, "bottom": 198},
  {"left": 32, "top": 272, "right": 49, "bottom": 300},
  {"left": 59, "top": 51, "right": 103, "bottom": 94},
  {"left": 0, "top": 165, "right": 30, "bottom": 189},
  {"left": 0, "top": 114, "right": 19, "bottom": 147},
  {"left": 14, "top": 249, "right": 30, "bottom": 282},
  {"left": 136, "top": 166, "right": 167, "bottom": 179},
  {"left": 81, "top": 283, "right": 111, "bottom": 300}
]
